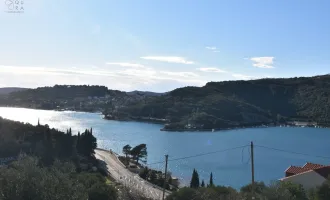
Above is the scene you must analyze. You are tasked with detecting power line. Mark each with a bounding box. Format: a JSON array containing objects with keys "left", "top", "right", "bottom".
[
  {"left": 255, "top": 145, "right": 330, "bottom": 160},
  {"left": 146, "top": 160, "right": 166, "bottom": 166},
  {"left": 147, "top": 145, "right": 249, "bottom": 166},
  {"left": 146, "top": 144, "right": 330, "bottom": 166},
  {"left": 241, "top": 145, "right": 251, "bottom": 165}
]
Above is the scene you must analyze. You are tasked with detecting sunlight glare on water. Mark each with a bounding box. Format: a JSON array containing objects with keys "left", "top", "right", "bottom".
[{"left": 0, "top": 107, "right": 86, "bottom": 133}]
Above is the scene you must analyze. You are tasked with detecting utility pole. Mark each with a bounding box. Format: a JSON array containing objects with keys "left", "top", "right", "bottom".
[
  {"left": 251, "top": 141, "right": 255, "bottom": 200},
  {"left": 162, "top": 154, "right": 169, "bottom": 200}
]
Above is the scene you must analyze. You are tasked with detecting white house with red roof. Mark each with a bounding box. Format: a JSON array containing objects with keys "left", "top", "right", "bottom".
[{"left": 280, "top": 162, "right": 330, "bottom": 189}]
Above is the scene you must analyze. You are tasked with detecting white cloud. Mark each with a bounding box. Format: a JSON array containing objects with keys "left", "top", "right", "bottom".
[
  {"left": 140, "top": 56, "right": 194, "bottom": 64},
  {"left": 1, "top": 63, "right": 277, "bottom": 92},
  {"left": 0, "top": 64, "right": 206, "bottom": 91},
  {"left": 117, "top": 68, "right": 157, "bottom": 77},
  {"left": 0, "top": 65, "right": 134, "bottom": 90},
  {"left": 205, "top": 46, "right": 219, "bottom": 53},
  {"left": 159, "top": 71, "right": 199, "bottom": 78},
  {"left": 231, "top": 74, "right": 255, "bottom": 80},
  {"left": 106, "top": 62, "right": 146, "bottom": 68},
  {"left": 206, "top": 46, "right": 217, "bottom": 50},
  {"left": 197, "top": 67, "right": 226, "bottom": 73},
  {"left": 250, "top": 57, "right": 275, "bottom": 69}
]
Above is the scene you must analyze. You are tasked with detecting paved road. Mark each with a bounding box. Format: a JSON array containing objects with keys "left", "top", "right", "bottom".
[{"left": 95, "top": 149, "right": 170, "bottom": 200}]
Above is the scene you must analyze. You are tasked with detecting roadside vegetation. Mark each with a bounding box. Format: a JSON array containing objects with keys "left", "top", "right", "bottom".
[
  {"left": 0, "top": 117, "right": 164, "bottom": 200},
  {"left": 166, "top": 169, "right": 330, "bottom": 200},
  {"left": 0, "top": 156, "right": 117, "bottom": 200},
  {"left": 120, "top": 144, "right": 178, "bottom": 191},
  {"left": 120, "top": 144, "right": 147, "bottom": 166}
]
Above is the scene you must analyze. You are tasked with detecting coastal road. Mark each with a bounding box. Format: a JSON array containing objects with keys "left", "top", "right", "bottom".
[{"left": 95, "top": 149, "right": 170, "bottom": 200}]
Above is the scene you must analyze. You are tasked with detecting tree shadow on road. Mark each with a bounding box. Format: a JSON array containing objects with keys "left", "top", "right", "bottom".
[{"left": 96, "top": 158, "right": 112, "bottom": 177}]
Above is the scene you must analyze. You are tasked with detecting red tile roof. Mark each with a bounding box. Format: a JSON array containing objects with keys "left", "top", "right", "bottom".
[
  {"left": 285, "top": 166, "right": 307, "bottom": 174},
  {"left": 285, "top": 162, "right": 330, "bottom": 177},
  {"left": 303, "top": 162, "right": 325, "bottom": 170}
]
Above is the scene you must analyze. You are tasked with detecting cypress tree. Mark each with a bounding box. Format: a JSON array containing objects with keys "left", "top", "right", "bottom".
[
  {"left": 201, "top": 180, "right": 205, "bottom": 187},
  {"left": 77, "top": 131, "right": 81, "bottom": 154},
  {"left": 77, "top": 132, "right": 80, "bottom": 145},
  {"left": 190, "top": 169, "right": 195, "bottom": 188},
  {"left": 190, "top": 169, "right": 200, "bottom": 188},
  {"left": 209, "top": 172, "right": 214, "bottom": 187},
  {"left": 196, "top": 170, "right": 200, "bottom": 188}
]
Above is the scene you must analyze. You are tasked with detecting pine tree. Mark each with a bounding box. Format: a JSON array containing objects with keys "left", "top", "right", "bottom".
[
  {"left": 130, "top": 144, "right": 147, "bottom": 164},
  {"left": 122, "top": 144, "right": 132, "bottom": 165},
  {"left": 201, "top": 180, "right": 205, "bottom": 187},
  {"left": 209, "top": 172, "right": 214, "bottom": 187}
]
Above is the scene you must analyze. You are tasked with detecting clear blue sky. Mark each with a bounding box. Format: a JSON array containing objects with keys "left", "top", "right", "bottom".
[{"left": 0, "top": 0, "right": 329, "bottom": 92}]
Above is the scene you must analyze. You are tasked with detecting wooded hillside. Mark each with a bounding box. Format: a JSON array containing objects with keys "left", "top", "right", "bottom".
[{"left": 113, "top": 75, "right": 330, "bottom": 130}]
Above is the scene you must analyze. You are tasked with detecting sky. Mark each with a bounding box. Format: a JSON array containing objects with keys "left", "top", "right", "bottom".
[{"left": 0, "top": 0, "right": 329, "bottom": 92}]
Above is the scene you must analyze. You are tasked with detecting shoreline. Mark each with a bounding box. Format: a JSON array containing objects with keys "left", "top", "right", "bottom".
[
  {"left": 1, "top": 106, "right": 329, "bottom": 132},
  {"left": 103, "top": 116, "right": 329, "bottom": 132},
  {"left": 103, "top": 115, "right": 168, "bottom": 124},
  {"left": 160, "top": 124, "right": 329, "bottom": 132}
]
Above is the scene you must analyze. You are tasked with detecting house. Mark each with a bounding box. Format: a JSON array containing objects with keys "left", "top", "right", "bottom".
[
  {"left": 288, "top": 121, "right": 317, "bottom": 127},
  {"left": 280, "top": 162, "right": 330, "bottom": 189},
  {"left": 171, "top": 177, "right": 180, "bottom": 187}
]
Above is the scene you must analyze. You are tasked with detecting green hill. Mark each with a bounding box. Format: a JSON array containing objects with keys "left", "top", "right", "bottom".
[
  {"left": 1, "top": 75, "right": 330, "bottom": 131},
  {"left": 0, "top": 87, "right": 28, "bottom": 95},
  {"left": 110, "top": 75, "right": 330, "bottom": 130},
  {"left": 0, "top": 85, "right": 127, "bottom": 112}
]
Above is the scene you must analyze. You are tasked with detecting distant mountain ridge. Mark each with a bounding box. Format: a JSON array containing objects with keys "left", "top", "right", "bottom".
[
  {"left": 127, "top": 90, "right": 166, "bottom": 97},
  {"left": 0, "top": 87, "right": 29, "bottom": 95}
]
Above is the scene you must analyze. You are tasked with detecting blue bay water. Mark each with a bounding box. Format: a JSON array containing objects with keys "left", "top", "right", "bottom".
[{"left": 1, "top": 107, "right": 330, "bottom": 188}]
